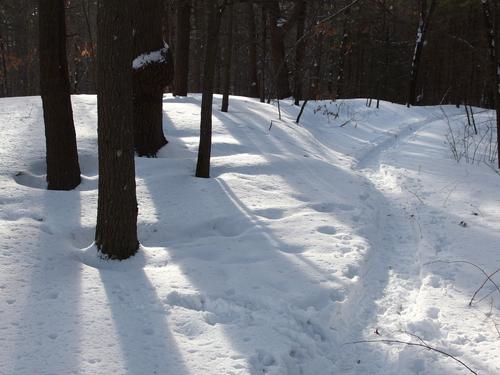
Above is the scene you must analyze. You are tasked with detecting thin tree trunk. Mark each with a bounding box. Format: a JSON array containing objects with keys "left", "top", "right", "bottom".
[
  {"left": 132, "top": 0, "right": 174, "bottom": 157},
  {"left": 259, "top": 5, "right": 267, "bottom": 103},
  {"left": 95, "top": 0, "right": 139, "bottom": 259},
  {"left": 335, "top": 19, "right": 349, "bottom": 100},
  {"left": 246, "top": 2, "right": 259, "bottom": 98},
  {"left": 407, "top": 0, "right": 436, "bottom": 107},
  {"left": 0, "top": 28, "right": 9, "bottom": 96},
  {"left": 196, "top": 1, "right": 226, "bottom": 178},
  {"left": 266, "top": 1, "right": 291, "bottom": 99},
  {"left": 481, "top": 0, "right": 500, "bottom": 168},
  {"left": 221, "top": 4, "right": 233, "bottom": 112},
  {"left": 293, "top": 0, "right": 306, "bottom": 106},
  {"left": 39, "top": 0, "right": 81, "bottom": 190},
  {"left": 174, "top": 0, "right": 191, "bottom": 96}
]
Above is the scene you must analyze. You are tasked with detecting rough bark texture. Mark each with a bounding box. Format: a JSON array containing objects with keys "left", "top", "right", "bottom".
[
  {"left": 132, "top": 0, "right": 174, "bottom": 157},
  {"left": 266, "top": 1, "right": 291, "bottom": 100},
  {"left": 174, "top": 0, "right": 191, "bottom": 96},
  {"left": 95, "top": 0, "right": 139, "bottom": 260},
  {"left": 39, "top": 0, "right": 81, "bottom": 191},
  {"left": 196, "top": 1, "right": 225, "bottom": 178},
  {"left": 221, "top": 4, "right": 233, "bottom": 112}
]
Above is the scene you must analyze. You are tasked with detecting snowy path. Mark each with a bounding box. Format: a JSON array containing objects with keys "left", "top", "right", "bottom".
[{"left": 0, "top": 96, "right": 498, "bottom": 374}]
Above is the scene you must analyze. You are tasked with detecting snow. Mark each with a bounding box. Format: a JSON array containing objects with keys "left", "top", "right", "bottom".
[
  {"left": 0, "top": 95, "right": 499, "bottom": 374},
  {"left": 132, "top": 42, "right": 169, "bottom": 70}
]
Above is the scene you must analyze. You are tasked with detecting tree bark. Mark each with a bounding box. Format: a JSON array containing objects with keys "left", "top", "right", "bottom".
[
  {"left": 173, "top": 0, "right": 191, "bottom": 96},
  {"left": 293, "top": 0, "right": 306, "bottom": 106},
  {"left": 96, "top": 0, "right": 139, "bottom": 259},
  {"left": 38, "top": 0, "right": 81, "bottom": 191},
  {"left": 481, "top": 0, "right": 500, "bottom": 168},
  {"left": 266, "top": 1, "right": 291, "bottom": 100},
  {"left": 259, "top": 5, "right": 267, "bottom": 103},
  {"left": 221, "top": 3, "right": 233, "bottom": 112},
  {"left": 246, "top": 2, "right": 260, "bottom": 98},
  {"left": 196, "top": 1, "right": 226, "bottom": 178},
  {"left": 132, "top": 0, "right": 174, "bottom": 157},
  {"left": 407, "top": 0, "right": 436, "bottom": 107}
]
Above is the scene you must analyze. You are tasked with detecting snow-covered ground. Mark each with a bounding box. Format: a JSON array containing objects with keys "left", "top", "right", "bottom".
[{"left": 0, "top": 94, "right": 499, "bottom": 374}]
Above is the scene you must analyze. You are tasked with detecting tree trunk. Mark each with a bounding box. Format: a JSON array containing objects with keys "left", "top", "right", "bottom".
[
  {"left": 38, "top": 0, "right": 81, "bottom": 191},
  {"left": 196, "top": 1, "right": 226, "bottom": 178},
  {"left": 482, "top": 0, "right": 500, "bottom": 168},
  {"left": 407, "top": 0, "right": 436, "bottom": 107},
  {"left": 132, "top": 0, "right": 174, "bottom": 157},
  {"left": 96, "top": 0, "right": 139, "bottom": 260},
  {"left": 259, "top": 5, "right": 267, "bottom": 103},
  {"left": 293, "top": 0, "right": 306, "bottom": 106},
  {"left": 266, "top": 1, "right": 291, "bottom": 99},
  {"left": 0, "top": 27, "right": 9, "bottom": 96},
  {"left": 336, "top": 26, "right": 349, "bottom": 100},
  {"left": 246, "top": 2, "right": 260, "bottom": 98},
  {"left": 221, "top": 4, "right": 233, "bottom": 112},
  {"left": 173, "top": 0, "right": 191, "bottom": 96}
]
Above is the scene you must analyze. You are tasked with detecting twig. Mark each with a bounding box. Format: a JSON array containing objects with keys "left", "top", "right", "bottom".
[
  {"left": 347, "top": 336, "right": 478, "bottom": 374},
  {"left": 470, "top": 268, "right": 500, "bottom": 306},
  {"left": 426, "top": 260, "right": 500, "bottom": 305}
]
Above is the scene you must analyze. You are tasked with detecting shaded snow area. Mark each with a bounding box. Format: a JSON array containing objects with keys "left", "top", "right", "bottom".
[{"left": 0, "top": 95, "right": 499, "bottom": 374}]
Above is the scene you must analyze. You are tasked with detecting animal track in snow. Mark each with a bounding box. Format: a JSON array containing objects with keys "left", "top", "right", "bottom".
[
  {"left": 310, "top": 202, "right": 355, "bottom": 213},
  {"left": 253, "top": 208, "right": 286, "bottom": 220}
]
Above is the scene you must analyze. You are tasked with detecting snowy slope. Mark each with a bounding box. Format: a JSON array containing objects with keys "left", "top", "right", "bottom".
[{"left": 0, "top": 95, "right": 499, "bottom": 375}]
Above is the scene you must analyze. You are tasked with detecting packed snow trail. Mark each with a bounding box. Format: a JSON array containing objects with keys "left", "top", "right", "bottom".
[{"left": 0, "top": 96, "right": 499, "bottom": 374}]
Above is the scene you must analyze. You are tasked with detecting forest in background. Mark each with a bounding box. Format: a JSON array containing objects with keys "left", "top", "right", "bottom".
[{"left": 0, "top": 0, "right": 499, "bottom": 109}]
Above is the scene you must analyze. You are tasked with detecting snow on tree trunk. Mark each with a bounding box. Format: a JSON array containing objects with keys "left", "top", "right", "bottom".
[{"left": 132, "top": 0, "right": 174, "bottom": 157}]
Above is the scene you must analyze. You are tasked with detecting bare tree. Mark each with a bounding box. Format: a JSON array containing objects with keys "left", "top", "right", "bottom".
[
  {"left": 38, "top": 0, "right": 81, "bottom": 190},
  {"left": 407, "top": 0, "right": 437, "bottom": 107},
  {"left": 196, "top": 1, "right": 227, "bottom": 178},
  {"left": 481, "top": 0, "right": 500, "bottom": 168},
  {"left": 221, "top": 3, "right": 233, "bottom": 112},
  {"left": 95, "top": 0, "right": 139, "bottom": 259},
  {"left": 132, "top": 0, "right": 174, "bottom": 157},
  {"left": 173, "top": 0, "right": 191, "bottom": 96}
]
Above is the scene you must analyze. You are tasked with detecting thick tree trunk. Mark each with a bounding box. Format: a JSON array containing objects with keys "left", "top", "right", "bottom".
[
  {"left": 173, "top": 0, "right": 191, "bottom": 96},
  {"left": 266, "top": 1, "right": 291, "bottom": 100},
  {"left": 39, "top": 0, "right": 81, "bottom": 191},
  {"left": 482, "top": 0, "right": 500, "bottom": 168},
  {"left": 407, "top": 0, "right": 436, "bottom": 107},
  {"left": 95, "top": 0, "right": 139, "bottom": 260},
  {"left": 196, "top": 1, "right": 226, "bottom": 178},
  {"left": 293, "top": 0, "right": 306, "bottom": 106},
  {"left": 132, "top": 0, "right": 174, "bottom": 157},
  {"left": 246, "top": 2, "right": 260, "bottom": 98},
  {"left": 221, "top": 4, "right": 233, "bottom": 112}
]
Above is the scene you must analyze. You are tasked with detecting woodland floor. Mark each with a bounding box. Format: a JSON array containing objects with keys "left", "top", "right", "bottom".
[{"left": 0, "top": 95, "right": 499, "bottom": 374}]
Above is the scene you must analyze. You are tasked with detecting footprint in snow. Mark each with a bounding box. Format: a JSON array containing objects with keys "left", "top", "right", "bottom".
[{"left": 316, "top": 226, "right": 337, "bottom": 235}]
